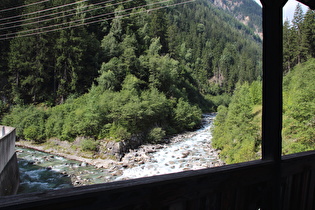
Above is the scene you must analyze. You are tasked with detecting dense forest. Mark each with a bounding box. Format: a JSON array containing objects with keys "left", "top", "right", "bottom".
[
  {"left": 0, "top": 0, "right": 262, "bottom": 148},
  {"left": 212, "top": 5, "right": 315, "bottom": 164}
]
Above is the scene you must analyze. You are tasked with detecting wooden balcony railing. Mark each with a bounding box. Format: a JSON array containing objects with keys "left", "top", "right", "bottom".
[{"left": 0, "top": 150, "right": 314, "bottom": 209}]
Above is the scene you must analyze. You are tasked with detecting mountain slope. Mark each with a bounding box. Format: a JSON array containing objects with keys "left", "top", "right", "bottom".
[
  {"left": 211, "top": 0, "right": 262, "bottom": 38},
  {"left": 1, "top": 0, "right": 262, "bottom": 146}
]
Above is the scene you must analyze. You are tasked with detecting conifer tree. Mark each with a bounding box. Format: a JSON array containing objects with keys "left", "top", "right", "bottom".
[
  {"left": 8, "top": 0, "right": 51, "bottom": 104},
  {"left": 283, "top": 20, "right": 295, "bottom": 73},
  {"left": 302, "top": 9, "right": 315, "bottom": 58},
  {"left": 0, "top": 0, "right": 23, "bottom": 99},
  {"left": 52, "top": 0, "right": 96, "bottom": 103},
  {"left": 292, "top": 3, "right": 307, "bottom": 64}
]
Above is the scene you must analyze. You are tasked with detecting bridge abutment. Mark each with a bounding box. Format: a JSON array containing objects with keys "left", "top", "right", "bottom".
[{"left": 0, "top": 126, "right": 19, "bottom": 196}]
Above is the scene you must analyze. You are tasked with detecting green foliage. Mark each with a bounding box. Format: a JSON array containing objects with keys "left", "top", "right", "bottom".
[
  {"left": 80, "top": 138, "right": 99, "bottom": 152},
  {"left": 5, "top": 0, "right": 100, "bottom": 105},
  {"left": 213, "top": 58, "right": 315, "bottom": 162},
  {"left": 283, "top": 7, "right": 315, "bottom": 73},
  {"left": 212, "top": 82, "right": 261, "bottom": 164},
  {"left": 2, "top": 105, "right": 48, "bottom": 142},
  {"left": 147, "top": 127, "right": 166, "bottom": 143},
  {"left": 1, "top": 0, "right": 263, "bottom": 147},
  {"left": 174, "top": 98, "right": 202, "bottom": 132},
  {"left": 0, "top": 100, "right": 9, "bottom": 121},
  {"left": 249, "top": 80, "right": 262, "bottom": 105},
  {"left": 283, "top": 59, "right": 315, "bottom": 154}
]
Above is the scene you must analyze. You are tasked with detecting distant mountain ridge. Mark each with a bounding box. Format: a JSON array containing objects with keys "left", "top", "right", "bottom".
[{"left": 210, "top": 0, "right": 262, "bottom": 38}]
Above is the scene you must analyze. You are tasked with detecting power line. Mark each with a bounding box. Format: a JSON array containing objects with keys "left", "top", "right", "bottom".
[
  {"left": 0, "top": 0, "right": 90, "bottom": 23},
  {"left": 0, "top": 0, "right": 173, "bottom": 38},
  {"left": 0, "top": 0, "right": 131, "bottom": 31},
  {"left": 0, "top": 0, "right": 117, "bottom": 27},
  {"left": 0, "top": 0, "right": 194, "bottom": 41},
  {"left": 0, "top": 0, "right": 50, "bottom": 13},
  {"left": 0, "top": 0, "right": 153, "bottom": 38}
]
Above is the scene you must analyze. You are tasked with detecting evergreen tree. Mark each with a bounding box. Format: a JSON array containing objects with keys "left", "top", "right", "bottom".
[
  {"left": 50, "top": 0, "right": 99, "bottom": 103},
  {"left": 212, "top": 82, "right": 261, "bottom": 163},
  {"left": 149, "top": 9, "right": 169, "bottom": 53},
  {"left": 8, "top": 0, "right": 51, "bottom": 104},
  {"left": 302, "top": 9, "right": 315, "bottom": 58},
  {"left": 292, "top": 3, "right": 307, "bottom": 64},
  {"left": 283, "top": 59, "right": 315, "bottom": 154},
  {"left": 283, "top": 20, "right": 295, "bottom": 73}
]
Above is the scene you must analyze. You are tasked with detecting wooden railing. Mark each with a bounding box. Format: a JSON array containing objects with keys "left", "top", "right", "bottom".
[{"left": 1, "top": 150, "right": 315, "bottom": 209}]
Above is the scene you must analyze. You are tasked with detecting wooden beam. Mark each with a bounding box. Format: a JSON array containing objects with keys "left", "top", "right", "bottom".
[
  {"left": 260, "top": 0, "right": 286, "bottom": 163},
  {"left": 296, "top": 0, "right": 315, "bottom": 10},
  {"left": 260, "top": 1, "right": 287, "bottom": 209},
  {"left": 0, "top": 159, "right": 275, "bottom": 209}
]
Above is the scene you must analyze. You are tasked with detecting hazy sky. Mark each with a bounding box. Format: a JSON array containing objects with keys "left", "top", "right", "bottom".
[{"left": 254, "top": 0, "right": 309, "bottom": 22}]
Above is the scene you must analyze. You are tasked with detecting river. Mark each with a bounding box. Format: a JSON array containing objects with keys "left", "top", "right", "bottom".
[{"left": 16, "top": 113, "right": 222, "bottom": 194}]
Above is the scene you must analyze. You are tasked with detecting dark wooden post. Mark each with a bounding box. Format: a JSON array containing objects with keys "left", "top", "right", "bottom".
[
  {"left": 260, "top": 0, "right": 286, "bottom": 162},
  {"left": 260, "top": 0, "right": 287, "bottom": 209}
]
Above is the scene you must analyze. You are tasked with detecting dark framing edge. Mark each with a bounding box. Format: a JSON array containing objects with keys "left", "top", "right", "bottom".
[
  {"left": 297, "top": 0, "right": 315, "bottom": 9},
  {"left": 0, "top": 1, "right": 314, "bottom": 209}
]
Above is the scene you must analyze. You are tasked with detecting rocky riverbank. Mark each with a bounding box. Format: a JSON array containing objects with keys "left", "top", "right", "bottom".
[
  {"left": 15, "top": 128, "right": 219, "bottom": 170},
  {"left": 16, "top": 114, "right": 224, "bottom": 188},
  {"left": 16, "top": 139, "right": 118, "bottom": 169}
]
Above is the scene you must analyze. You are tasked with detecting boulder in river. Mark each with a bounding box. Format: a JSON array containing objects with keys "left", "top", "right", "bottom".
[{"left": 181, "top": 151, "right": 190, "bottom": 158}]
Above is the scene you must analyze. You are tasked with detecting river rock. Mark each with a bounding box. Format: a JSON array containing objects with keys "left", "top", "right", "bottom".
[
  {"left": 111, "top": 170, "right": 123, "bottom": 176},
  {"left": 81, "top": 162, "right": 88, "bottom": 167},
  {"left": 181, "top": 151, "right": 190, "bottom": 158},
  {"left": 27, "top": 160, "right": 35, "bottom": 165}
]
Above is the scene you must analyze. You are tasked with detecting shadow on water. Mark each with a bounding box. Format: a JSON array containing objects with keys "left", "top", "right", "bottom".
[
  {"left": 17, "top": 158, "right": 73, "bottom": 194},
  {"left": 16, "top": 147, "right": 112, "bottom": 195}
]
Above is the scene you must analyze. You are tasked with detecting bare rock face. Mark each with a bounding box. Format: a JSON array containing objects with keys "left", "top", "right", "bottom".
[
  {"left": 210, "top": 0, "right": 262, "bottom": 39},
  {"left": 102, "top": 141, "right": 123, "bottom": 158},
  {"left": 101, "top": 134, "right": 145, "bottom": 159},
  {"left": 212, "top": 0, "right": 243, "bottom": 12}
]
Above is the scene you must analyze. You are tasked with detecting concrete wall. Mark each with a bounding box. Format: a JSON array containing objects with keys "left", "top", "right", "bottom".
[
  {"left": 0, "top": 154, "right": 19, "bottom": 196},
  {"left": 0, "top": 126, "right": 19, "bottom": 196}
]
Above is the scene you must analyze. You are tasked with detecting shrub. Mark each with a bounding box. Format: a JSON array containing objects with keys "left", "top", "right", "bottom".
[
  {"left": 147, "top": 127, "right": 166, "bottom": 143},
  {"left": 109, "top": 124, "right": 131, "bottom": 141},
  {"left": 174, "top": 98, "right": 202, "bottom": 131},
  {"left": 2, "top": 105, "right": 48, "bottom": 142},
  {"left": 80, "top": 138, "right": 99, "bottom": 152},
  {"left": 23, "top": 125, "right": 40, "bottom": 141}
]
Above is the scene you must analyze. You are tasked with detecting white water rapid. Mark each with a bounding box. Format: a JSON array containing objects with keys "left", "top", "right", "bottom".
[{"left": 116, "top": 113, "right": 223, "bottom": 180}]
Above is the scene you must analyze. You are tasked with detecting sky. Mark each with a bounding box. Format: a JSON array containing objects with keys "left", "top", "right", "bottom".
[{"left": 254, "top": 0, "right": 309, "bottom": 22}]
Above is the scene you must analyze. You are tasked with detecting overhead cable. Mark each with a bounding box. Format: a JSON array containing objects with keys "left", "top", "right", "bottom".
[
  {"left": 0, "top": 0, "right": 194, "bottom": 41},
  {"left": 0, "top": 0, "right": 171, "bottom": 38},
  {"left": 0, "top": 0, "right": 50, "bottom": 13},
  {"left": 0, "top": 0, "right": 89, "bottom": 23},
  {"left": 0, "top": 0, "right": 131, "bottom": 31}
]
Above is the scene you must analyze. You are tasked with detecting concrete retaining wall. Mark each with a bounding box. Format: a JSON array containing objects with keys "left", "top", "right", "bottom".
[
  {"left": 0, "top": 126, "right": 19, "bottom": 196},
  {"left": 0, "top": 153, "right": 19, "bottom": 196}
]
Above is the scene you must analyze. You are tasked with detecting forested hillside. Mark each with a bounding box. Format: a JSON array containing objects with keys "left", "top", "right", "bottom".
[
  {"left": 0, "top": 0, "right": 262, "bottom": 148},
  {"left": 211, "top": 0, "right": 262, "bottom": 37},
  {"left": 283, "top": 4, "right": 315, "bottom": 73},
  {"left": 212, "top": 7, "right": 315, "bottom": 164}
]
